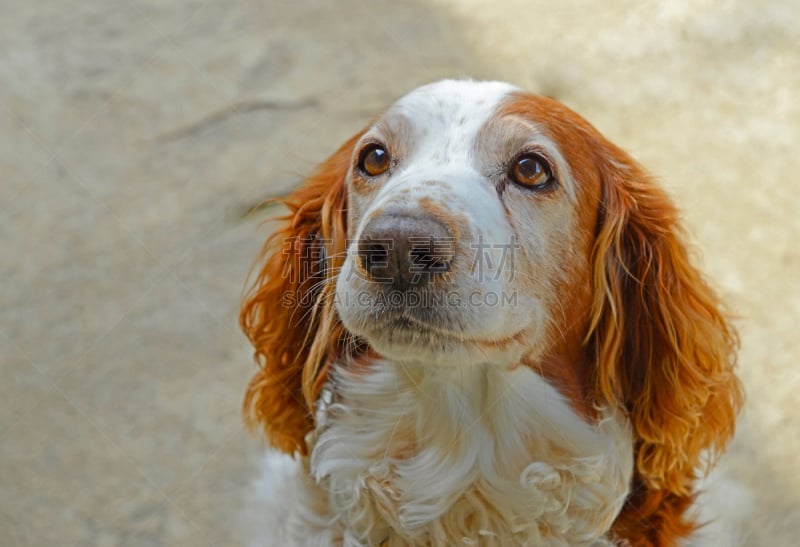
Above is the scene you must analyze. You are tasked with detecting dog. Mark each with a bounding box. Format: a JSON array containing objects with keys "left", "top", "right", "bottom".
[{"left": 240, "top": 80, "right": 743, "bottom": 546}]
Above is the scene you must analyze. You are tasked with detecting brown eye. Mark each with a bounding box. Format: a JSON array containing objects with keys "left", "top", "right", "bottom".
[
  {"left": 358, "top": 144, "right": 391, "bottom": 177},
  {"left": 510, "top": 154, "right": 553, "bottom": 189}
]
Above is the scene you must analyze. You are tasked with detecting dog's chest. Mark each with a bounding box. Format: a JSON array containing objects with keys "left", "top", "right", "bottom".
[{"left": 307, "top": 363, "right": 634, "bottom": 546}]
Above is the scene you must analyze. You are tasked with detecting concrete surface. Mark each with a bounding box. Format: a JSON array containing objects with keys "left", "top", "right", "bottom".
[{"left": 1, "top": 0, "right": 798, "bottom": 545}]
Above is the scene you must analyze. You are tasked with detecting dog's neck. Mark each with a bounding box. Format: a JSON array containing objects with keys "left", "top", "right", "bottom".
[{"left": 308, "top": 358, "right": 634, "bottom": 546}]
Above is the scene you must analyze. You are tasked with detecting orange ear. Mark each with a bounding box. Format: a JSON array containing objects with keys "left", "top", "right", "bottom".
[
  {"left": 240, "top": 131, "right": 365, "bottom": 456},
  {"left": 587, "top": 142, "right": 744, "bottom": 540}
]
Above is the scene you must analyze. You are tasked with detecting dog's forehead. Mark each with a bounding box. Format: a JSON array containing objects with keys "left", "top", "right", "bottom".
[{"left": 384, "top": 79, "right": 519, "bottom": 142}]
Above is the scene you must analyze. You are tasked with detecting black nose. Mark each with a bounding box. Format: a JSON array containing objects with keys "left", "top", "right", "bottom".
[{"left": 357, "top": 215, "right": 455, "bottom": 287}]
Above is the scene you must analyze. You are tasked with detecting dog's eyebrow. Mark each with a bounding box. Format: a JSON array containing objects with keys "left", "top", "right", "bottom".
[
  {"left": 370, "top": 113, "right": 412, "bottom": 140},
  {"left": 357, "top": 114, "right": 416, "bottom": 165}
]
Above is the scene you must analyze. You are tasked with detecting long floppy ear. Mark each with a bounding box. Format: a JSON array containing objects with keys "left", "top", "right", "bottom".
[
  {"left": 240, "top": 132, "right": 365, "bottom": 456},
  {"left": 587, "top": 142, "right": 744, "bottom": 539}
]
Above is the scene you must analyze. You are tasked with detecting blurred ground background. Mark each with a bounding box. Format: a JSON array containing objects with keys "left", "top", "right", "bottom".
[{"left": 1, "top": 0, "right": 798, "bottom": 545}]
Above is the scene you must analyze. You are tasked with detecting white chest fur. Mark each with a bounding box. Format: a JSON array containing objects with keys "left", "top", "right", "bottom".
[{"left": 304, "top": 361, "right": 634, "bottom": 547}]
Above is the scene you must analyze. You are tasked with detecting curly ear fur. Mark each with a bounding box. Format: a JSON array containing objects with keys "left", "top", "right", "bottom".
[
  {"left": 587, "top": 143, "right": 744, "bottom": 544},
  {"left": 240, "top": 132, "right": 365, "bottom": 455}
]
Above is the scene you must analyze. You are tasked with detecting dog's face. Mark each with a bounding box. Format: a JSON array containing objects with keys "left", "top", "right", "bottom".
[{"left": 336, "top": 80, "right": 601, "bottom": 367}]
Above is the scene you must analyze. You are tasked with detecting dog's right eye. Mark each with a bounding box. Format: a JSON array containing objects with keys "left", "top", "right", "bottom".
[{"left": 358, "top": 144, "right": 391, "bottom": 177}]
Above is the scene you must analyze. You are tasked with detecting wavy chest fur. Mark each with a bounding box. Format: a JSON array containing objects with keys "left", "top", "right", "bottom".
[{"left": 307, "top": 361, "right": 634, "bottom": 546}]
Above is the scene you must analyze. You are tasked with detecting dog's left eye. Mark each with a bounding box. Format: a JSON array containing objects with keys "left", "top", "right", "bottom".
[
  {"left": 509, "top": 153, "right": 553, "bottom": 190},
  {"left": 358, "top": 144, "right": 391, "bottom": 177}
]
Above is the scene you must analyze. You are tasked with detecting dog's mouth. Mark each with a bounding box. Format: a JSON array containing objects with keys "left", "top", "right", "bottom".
[
  {"left": 344, "top": 303, "right": 531, "bottom": 364},
  {"left": 345, "top": 290, "right": 473, "bottom": 337},
  {"left": 384, "top": 311, "right": 467, "bottom": 340}
]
